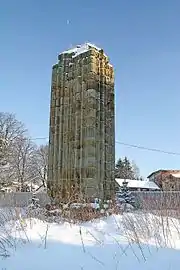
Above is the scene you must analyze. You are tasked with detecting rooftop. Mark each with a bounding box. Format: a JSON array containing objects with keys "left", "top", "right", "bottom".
[
  {"left": 147, "top": 170, "right": 180, "bottom": 178},
  {"left": 115, "top": 178, "right": 160, "bottom": 190},
  {"left": 170, "top": 172, "right": 180, "bottom": 178}
]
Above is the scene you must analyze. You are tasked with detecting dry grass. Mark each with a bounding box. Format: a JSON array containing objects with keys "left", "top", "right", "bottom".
[{"left": 1, "top": 192, "right": 180, "bottom": 265}]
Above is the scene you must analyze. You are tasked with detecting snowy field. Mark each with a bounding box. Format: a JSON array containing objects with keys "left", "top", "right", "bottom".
[{"left": 1, "top": 209, "right": 180, "bottom": 270}]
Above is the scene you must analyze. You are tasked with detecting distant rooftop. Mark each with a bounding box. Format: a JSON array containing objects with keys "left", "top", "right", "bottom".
[
  {"left": 115, "top": 178, "right": 160, "bottom": 190},
  {"left": 61, "top": 43, "right": 105, "bottom": 58},
  {"left": 147, "top": 170, "right": 180, "bottom": 178}
]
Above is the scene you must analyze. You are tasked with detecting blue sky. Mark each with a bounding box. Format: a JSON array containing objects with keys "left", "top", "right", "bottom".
[{"left": 1, "top": 0, "right": 180, "bottom": 177}]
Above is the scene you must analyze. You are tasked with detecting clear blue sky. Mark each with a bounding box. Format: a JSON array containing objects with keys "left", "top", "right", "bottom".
[{"left": 1, "top": 0, "right": 180, "bottom": 177}]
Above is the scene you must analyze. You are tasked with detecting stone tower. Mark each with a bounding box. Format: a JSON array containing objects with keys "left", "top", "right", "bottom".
[{"left": 47, "top": 43, "right": 115, "bottom": 201}]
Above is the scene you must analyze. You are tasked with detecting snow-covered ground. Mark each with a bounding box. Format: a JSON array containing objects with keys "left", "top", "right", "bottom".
[{"left": 1, "top": 210, "right": 180, "bottom": 270}]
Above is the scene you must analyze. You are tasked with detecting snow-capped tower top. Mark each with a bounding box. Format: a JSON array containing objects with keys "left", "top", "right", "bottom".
[
  {"left": 49, "top": 42, "right": 115, "bottom": 201},
  {"left": 61, "top": 42, "right": 106, "bottom": 58}
]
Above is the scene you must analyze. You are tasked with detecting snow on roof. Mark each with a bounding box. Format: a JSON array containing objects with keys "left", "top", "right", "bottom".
[
  {"left": 115, "top": 179, "right": 160, "bottom": 190},
  {"left": 171, "top": 173, "right": 180, "bottom": 178},
  {"left": 61, "top": 43, "right": 103, "bottom": 58},
  {"left": 25, "top": 182, "right": 39, "bottom": 189},
  {"left": 0, "top": 187, "right": 13, "bottom": 191},
  {"left": 148, "top": 170, "right": 180, "bottom": 178}
]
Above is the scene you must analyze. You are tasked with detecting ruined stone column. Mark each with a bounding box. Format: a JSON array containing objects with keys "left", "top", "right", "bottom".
[{"left": 48, "top": 43, "right": 115, "bottom": 202}]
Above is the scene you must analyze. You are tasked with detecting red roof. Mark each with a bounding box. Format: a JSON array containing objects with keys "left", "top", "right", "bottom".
[{"left": 147, "top": 170, "right": 180, "bottom": 178}]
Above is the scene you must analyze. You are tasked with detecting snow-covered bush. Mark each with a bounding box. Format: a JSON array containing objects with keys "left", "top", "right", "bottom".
[
  {"left": 28, "top": 193, "right": 40, "bottom": 210},
  {"left": 26, "top": 193, "right": 47, "bottom": 219},
  {"left": 116, "top": 180, "right": 135, "bottom": 212}
]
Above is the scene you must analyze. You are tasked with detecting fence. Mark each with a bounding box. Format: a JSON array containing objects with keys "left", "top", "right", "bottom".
[
  {"left": 0, "top": 191, "right": 180, "bottom": 209},
  {"left": 0, "top": 192, "right": 50, "bottom": 207},
  {"left": 133, "top": 191, "right": 180, "bottom": 210}
]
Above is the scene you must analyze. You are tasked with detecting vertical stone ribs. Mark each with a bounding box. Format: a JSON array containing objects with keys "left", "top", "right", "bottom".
[{"left": 48, "top": 44, "right": 115, "bottom": 201}]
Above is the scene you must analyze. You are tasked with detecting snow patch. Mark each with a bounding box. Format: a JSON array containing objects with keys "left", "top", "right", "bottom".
[
  {"left": 116, "top": 178, "right": 160, "bottom": 190},
  {"left": 1, "top": 213, "right": 180, "bottom": 269}
]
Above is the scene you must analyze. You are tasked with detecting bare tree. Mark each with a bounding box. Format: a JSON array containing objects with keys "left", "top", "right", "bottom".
[
  {"left": 32, "top": 144, "right": 48, "bottom": 187},
  {"left": 9, "top": 137, "right": 36, "bottom": 191},
  {"left": 0, "top": 138, "right": 6, "bottom": 165},
  {"left": 0, "top": 112, "right": 26, "bottom": 142},
  {"left": 131, "top": 160, "right": 140, "bottom": 179},
  {"left": 0, "top": 113, "right": 26, "bottom": 162},
  {"left": 0, "top": 113, "right": 27, "bottom": 187}
]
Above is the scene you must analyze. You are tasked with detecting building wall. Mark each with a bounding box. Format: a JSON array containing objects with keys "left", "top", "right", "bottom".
[
  {"left": 152, "top": 171, "right": 180, "bottom": 191},
  {"left": 162, "top": 177, "right": 180, "bottom": 191},
  {"left": 48, "top": 45, "right": 115, "bottom": 201}
]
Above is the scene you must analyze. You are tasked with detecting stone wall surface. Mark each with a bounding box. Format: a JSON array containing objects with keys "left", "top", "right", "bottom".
[{"left": 48, "top": 44, "right": 115, "bottom": 201}]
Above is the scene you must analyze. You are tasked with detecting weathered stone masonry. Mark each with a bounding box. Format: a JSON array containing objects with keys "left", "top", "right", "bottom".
[{"left": 47, "top": 43, "right": 115, "bottom": 201}]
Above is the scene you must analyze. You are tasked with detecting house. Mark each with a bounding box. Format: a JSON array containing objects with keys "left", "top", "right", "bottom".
[
  {"left": 0, "top": 181, "right": 40, "bottom": 193},
  {"left": 147, "top": 170, "right": 180, "bottom": 191},
  {"left": 115, "top": 178, "right": 160, "bottom": 191},
  {"left": 0, "top": 181, "right": 19, "bottom": 193},
  {"left": 0, "top": 186, "right": 17, "bottom": 193}
]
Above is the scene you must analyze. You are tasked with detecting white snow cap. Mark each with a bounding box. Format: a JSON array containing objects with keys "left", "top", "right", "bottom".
[
  {"left": 171, "top": 172, "right": 180, "bottom": 178},
  {"left": 115, "top": 178, "right": 160, "bottom": 190},
  {"left": 61, "top": 43, "right": 104, "bottom": 58}
]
